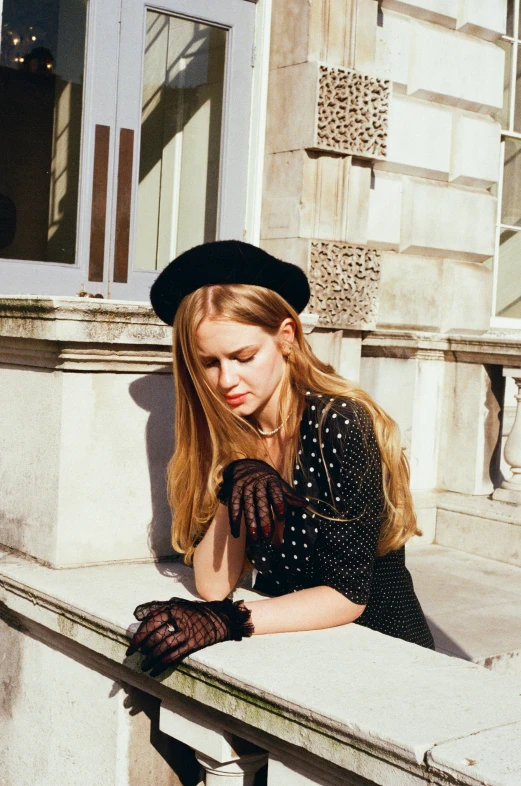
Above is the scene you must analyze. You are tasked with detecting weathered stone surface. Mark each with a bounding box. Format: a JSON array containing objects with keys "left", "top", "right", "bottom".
[
  {"left": 427, "top": 722, "right": 521, "bottom": 786},
  {"left": 377, "top": 253, "right": 444, "bottom": 330},
  {"left": 367, "top": 171, "right": 403, "bottom": 250},
  {"left": 0, "top": 296, "right": 171, "bottom": 345},
  {"left": 437, "top": 363, "right": 503, "bottom": 496},
  {"left": 408, "top": 543, "right": 521, "bottom": 678},
  {"left": 0, "top": 363, "right": 176, "bottom": 566},
  {"left": 2, "top": 551, "right": 521, "bottom": 786},
  {"left": 450, "top": 111, "right": 501, "bottom": 188},
  {"left": 381, "top": 0, "right": 458, "bottom": 28},
  {"left": 400, "top": 179, "right": 496, "bottom": 261},
  {"left": 440, "top": 260, "right": 493, "bottom": 333},
  {"left": 266, "top": 62, "right": 390, "bottom": 160},
  {"left": 268, "top": 0, "right": 378, "bottom": 71},
  {"left": 407, "top": 21, "right": 504, "bottom": 111},
  {"left": 457, "top": 0, "right": 508, "bottom": 41},
  {"left": 360, "top": 353, "right": 444, "bottom": 491},
  {"left": 380, "top": 95, "right": 453, "bottom": 180},
  {"left": 0, "top": 617, "right": 186, "bottom": 786},
  {"left": 377, "top": 11, "right": 505, "bottom": 111},
  {"left": 308, "top": 242, "right": 381, "bottom": 328},
  {"left": 436, "top": 494, "right": 521, "bottom": 569}
]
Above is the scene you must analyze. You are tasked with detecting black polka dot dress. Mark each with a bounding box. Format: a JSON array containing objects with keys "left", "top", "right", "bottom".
[{"left": 251, "top": 392, "right": 435, "bottom": 650}]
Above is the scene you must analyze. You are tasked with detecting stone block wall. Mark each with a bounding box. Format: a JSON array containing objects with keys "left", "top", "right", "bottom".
[{"left": 262, "top": 0, "right": 505, "bottom": 334}]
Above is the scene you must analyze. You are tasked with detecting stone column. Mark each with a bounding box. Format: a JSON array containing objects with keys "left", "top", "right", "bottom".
[{"left": 493, "top": 368, "right": 521, "bottom": 504}]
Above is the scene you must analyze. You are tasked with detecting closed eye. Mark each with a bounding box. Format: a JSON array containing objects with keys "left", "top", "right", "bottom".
[{"left": 201, "top": 355, "right": 255, "bottom": 368}]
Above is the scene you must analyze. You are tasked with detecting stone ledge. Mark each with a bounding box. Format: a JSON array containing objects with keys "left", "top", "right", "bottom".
[
  {"left": 362, "top": 328, "right": 521, "bottom": 366},
  {"left": 427, "top": 722, "right": 521, "bottom": 786},
  {"left": 1, "top": 551, "right": 521, "bottom": 786},
  {"left": 436, "top": 491, "right": 521, "bottom": 569},
  {"left": 0, "top": 298, "right": 320, "bottom": 366},
  {"left": 0, "top": 336, "right": 173, "bottom": 373}
]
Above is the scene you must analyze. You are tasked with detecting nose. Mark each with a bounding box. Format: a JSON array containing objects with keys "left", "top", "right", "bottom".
[{"left": 218, "top": 362, "right": 240, "bottom": 391}]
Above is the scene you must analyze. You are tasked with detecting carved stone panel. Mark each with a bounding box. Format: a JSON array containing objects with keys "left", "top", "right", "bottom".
[
  {"left": 315, "top": 66, "right": 390, "bottom": 158},
  {"left": 308, "top": 241, "right": 381, "bottom": 328}
]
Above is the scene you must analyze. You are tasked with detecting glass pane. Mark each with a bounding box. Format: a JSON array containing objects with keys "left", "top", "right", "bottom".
[
  {"left": 495, "top": 40, "right": 512, "bottom": 130},
  {"left": 507, "top": 0, "right": 515, "bottom": 37},
  {"left": 514, "top": 46, "right": 521, "bottom": 132},
  {"left": 135, "top": 12, "right": 226, "bottom": 271},
  {"left": 0, "top": 0, "right": 87, "bottom": 263},
  {"left": 496, "top": 228, "right": 521, "bottom": 317},
  {"left": 502, "top": 138, "right": 521, "bottom": 226}
]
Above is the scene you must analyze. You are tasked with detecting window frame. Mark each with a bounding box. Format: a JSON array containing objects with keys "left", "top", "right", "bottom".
[
  {"left": 0, "top": 0, "right": 271, "bottom": 302},
  {"left": 491, "top": 0, "right": 521, "bottom": 328}
]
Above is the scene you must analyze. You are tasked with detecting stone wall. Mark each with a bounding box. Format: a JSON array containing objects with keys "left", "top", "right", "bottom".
[
  {"left": 262, "top": 0, "right": 504, "bottom": 335},
  {"left": 260, "top": 1, "right": 509, "bottom": 534}
]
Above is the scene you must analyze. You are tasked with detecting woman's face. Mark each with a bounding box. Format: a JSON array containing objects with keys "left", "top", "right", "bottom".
[{"left": 195, "top": 318, "right": 294, "bottom": 419}]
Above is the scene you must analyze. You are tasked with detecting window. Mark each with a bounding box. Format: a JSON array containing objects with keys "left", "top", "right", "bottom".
[
  {"left": 0, "top": 0, "right": 262, "bottom": 301},
  {"left": 493, "top": 0, "right": 521, "bottom": 322}
]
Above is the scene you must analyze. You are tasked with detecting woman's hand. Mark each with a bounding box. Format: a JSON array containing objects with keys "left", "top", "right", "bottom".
[
  {"left": 217, "top": 459, "right": 305, "bottom": 541},
  {"left": 126, "top": 596, "right": 254, "bottom": 677}
]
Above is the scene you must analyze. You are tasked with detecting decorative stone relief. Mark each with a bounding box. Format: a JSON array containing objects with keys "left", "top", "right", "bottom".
[
  {"left": 308, "top": 241, "right": 381, "bottom": 328},
  {"left": 315, "top": 66, "right": 390, "bottom": 158}
]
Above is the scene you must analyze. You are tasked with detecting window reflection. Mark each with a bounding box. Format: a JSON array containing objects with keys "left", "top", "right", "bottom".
[
  {"left": 0, "top": 0, "right": 87, "bottom": 263},
  {"left": 135, "top": 12, "right": 226, "bottom": 271}
]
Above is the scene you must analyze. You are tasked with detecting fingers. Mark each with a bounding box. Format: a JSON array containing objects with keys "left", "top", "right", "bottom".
[
  {"left": 126, "top": 609, "right": 170, "bottom": 655},
  {"left": 133, "top": 600, "right": 168, "bottom": 621},
  {"left": 243, "top": 485, "right": 260, "bottom": 542},
  {"left": 267, "top": 476, "right": 286, "bottom": 523},
  {"left": 229, "top": 487, "right": 244, "bottom": 538},
  {"left": 254, "top": 481, "right": 275, "bottom": 540},
  {"left": 140, "top": 629, "right": 186, "bottom": 673}
]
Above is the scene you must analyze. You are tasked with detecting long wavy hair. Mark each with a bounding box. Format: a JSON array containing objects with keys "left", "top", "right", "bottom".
[{"left": 168, "top": 283, "right": 420, "bottom": 564}]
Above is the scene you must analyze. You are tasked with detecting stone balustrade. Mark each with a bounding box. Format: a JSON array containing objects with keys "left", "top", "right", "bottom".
[
  {"left": 494, "top": 368, "right": 521, "bottom": 505},
  {"left": 1, "top": 551, "right": 521, "bottom": 786}
]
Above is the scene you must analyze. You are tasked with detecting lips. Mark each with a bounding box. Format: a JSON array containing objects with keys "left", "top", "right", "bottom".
[{"left": 225, "top": 393, "right": 248, "bottom": 405}]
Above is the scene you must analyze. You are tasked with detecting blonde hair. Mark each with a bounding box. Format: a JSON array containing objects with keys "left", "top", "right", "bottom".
[{"left": 168, "top": 283, "right": 420, "bottom": 564}]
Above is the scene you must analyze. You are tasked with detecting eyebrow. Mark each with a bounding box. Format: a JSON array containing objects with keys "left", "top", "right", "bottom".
[{"left": 198, "top": 344, "right": 258, "bottom": 361}]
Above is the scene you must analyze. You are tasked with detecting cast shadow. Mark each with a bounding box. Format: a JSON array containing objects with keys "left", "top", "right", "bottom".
[
  {"left": 426, "top": 617, "right": 471, "bottom": 661},
  {"left": 486, "top": 365, "right": 506, "bottom": 490},
  {"left": 108, "top": 680, "right": 201, "bottom": 786},
  {"left": 128, "top": 373, "right": 182, "bottom": 574}
]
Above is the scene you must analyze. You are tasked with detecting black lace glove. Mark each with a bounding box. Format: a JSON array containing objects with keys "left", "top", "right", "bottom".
[
  {"left": 126, "top": 596, "right": 254, "bottom": 677},
  {"left": 217, "top": 458, "right": 306, "bottom": 541}
]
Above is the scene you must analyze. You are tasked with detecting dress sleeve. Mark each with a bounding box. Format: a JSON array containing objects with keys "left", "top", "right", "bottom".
[{"left": 313, "top": 399, "right": 385, "bottom": 606}]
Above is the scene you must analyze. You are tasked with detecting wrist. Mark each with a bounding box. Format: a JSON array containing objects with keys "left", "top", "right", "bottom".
[{"left": 208, "top": 597, "right": 255, "bottom": 640}]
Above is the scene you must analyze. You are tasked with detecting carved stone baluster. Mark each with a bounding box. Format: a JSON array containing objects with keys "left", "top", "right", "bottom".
[
  {"left": 493, "top": 369, "right": 521, "bottom": 504},
  {"left": 195, "top": 751, "right": 267, "bottom": 786},
  {"left": 159, "top": 702, "right": 267, "bottom": 786}
]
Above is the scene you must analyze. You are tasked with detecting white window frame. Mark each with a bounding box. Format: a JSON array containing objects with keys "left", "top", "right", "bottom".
[
  {"left": 491, "top": 0, "right": 521, "bottom": 328},
  {"left": 0, "top": 0, "right": 272, "bottom": 299}
]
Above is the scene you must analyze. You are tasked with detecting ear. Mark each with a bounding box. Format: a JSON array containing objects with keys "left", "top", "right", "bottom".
[{"left": 278, "top": 318, "right": 296, "bottom": 354}]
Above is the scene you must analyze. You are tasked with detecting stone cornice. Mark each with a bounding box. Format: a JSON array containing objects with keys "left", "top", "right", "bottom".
[
  {"left": 362, "top": 329, "right": 521, "bottom": 366},
  {"left": 0, "top": 297, "right": 319, "bottom": 344},
  {"left": 0, "top": 298, "right": 319, "bottom": 370}
]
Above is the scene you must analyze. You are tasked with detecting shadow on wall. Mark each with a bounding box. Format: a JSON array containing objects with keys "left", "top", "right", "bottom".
[
  {"left": 109, "top": 682, "right": 201, "bottom": 786},
  {"left": 0, "top": 603, "right": 24, "bottom": 760},
  {"left": 128, "top": 373, "right": 179, "bottom": 569}
]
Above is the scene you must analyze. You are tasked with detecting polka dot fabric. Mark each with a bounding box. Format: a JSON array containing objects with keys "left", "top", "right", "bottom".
[{"left": 253, "top": 392, "right": 435, "bottom": 650}]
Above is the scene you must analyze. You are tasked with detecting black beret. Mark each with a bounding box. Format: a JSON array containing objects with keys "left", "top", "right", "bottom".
[{"left": 150, "top": 240, "right": 310, "bottom": 326}]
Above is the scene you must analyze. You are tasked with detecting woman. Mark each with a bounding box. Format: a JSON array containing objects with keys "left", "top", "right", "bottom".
[{"left": 127, "top": 241, "right": 434, "bottom": 677}]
